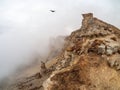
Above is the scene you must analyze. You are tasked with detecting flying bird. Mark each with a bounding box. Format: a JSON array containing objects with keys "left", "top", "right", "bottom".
[{"left": 50, "top": 10, "right": 55, "bottom": 12}]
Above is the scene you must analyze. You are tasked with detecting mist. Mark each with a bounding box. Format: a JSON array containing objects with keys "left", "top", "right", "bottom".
[{"left": 0, "top": 0, "right": 120, "bottom": 80}]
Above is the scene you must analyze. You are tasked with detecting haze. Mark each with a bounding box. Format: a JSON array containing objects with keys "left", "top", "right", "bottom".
[{"left": 0, "top": 0, "right": 120, "bottom": 80}]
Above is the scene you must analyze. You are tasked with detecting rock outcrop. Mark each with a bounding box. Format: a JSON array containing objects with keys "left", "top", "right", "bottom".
[
  {"left": 43, "top": 13, "right": 120, "bottom": 90},
  {"left": 3, "top": 13, "right": 120, "bottom": 90}
]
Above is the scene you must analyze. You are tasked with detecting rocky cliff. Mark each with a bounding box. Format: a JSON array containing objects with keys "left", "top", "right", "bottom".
[
  {"left": 3, "top": 13, "right": 120, "bottom": 90},
  {"left": 43, "top": 13, "right": 120, "bottom": 90}
]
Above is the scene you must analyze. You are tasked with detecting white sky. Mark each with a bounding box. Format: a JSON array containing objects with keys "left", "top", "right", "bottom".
[{"left": 0, "top": 0, "right": 120, "bottom": 80}]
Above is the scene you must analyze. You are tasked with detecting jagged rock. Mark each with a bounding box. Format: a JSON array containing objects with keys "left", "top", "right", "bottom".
[
  {"left": 97, "top": 44, "right": 106, "bottom": 54},
  {"left": 106, "top": 46, "right": 113, "bottom": 55},
  {"left": 108, "top": 55, "right": 120, "bottom": 70},
  {"left": 4, "top": 13, "right": 120, "bottom": 90},
  {"left": 43, "top": 13, "right": 120, "bottom": 90},
  {"left": 40, "top": 61, "right": 47, "bottom": 75}
]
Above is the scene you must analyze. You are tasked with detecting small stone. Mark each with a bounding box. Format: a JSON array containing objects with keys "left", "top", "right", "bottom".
[
  {"left": 98, "top": 44, "right": 105, "bottom": 54},
  {"left": 106, "top": 46, "right": 113, "bottom": 55},
  {"left": 40, "top": 61, "right": 47, "bottom": 75},
  {"left": 108, "top": 59, "right": 116, "bottom": 67}
]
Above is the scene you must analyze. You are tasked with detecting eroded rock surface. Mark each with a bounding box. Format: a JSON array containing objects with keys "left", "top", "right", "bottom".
[
  {"left": 3, "top": 13, "right": 120, "bottom": 90},
  {"left": 43, "top": 13, "right": 120, "bottom": 90}
]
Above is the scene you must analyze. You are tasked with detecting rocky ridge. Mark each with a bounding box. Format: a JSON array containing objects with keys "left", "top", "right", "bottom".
[
  {"left": 43, "top": 13, "right": 120, "bottom": 90},
  {"left": 3, "top": 13, "right": 120, "bottom": 90}
]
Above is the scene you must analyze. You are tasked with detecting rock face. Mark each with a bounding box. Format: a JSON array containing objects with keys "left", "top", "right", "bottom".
[
  {"left": 3, "top": 13, "right": 120, "bottom": 90},
  {"left": 43, "top": 13, "right": 120, "bottom": 90}
]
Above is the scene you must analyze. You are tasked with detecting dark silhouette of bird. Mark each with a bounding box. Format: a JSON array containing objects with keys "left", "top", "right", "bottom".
[{"left": 50, "top": 10, "right": 55, "bottom": 12}]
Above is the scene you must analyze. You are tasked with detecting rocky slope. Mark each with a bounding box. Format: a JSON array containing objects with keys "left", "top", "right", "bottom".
[
  {"left": 43, "top": 13, "right": 120, "bottom": 90},
  {"left": 3, "top": 13, "right": 120, "bottom": 90}
]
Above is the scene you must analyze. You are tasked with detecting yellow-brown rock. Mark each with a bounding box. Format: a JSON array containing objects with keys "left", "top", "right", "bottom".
[
  {"left": 3, "top": 13, "right": 120, "bottom": 90},
  {"left": 43, "top": 13, "right": 120, "bottom": 90}
]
